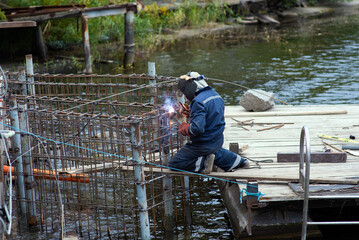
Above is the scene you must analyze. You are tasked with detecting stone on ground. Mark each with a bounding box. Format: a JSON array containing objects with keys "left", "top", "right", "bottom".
[{"left": 240, "top": 89, "right": 275, "bottom": 112}]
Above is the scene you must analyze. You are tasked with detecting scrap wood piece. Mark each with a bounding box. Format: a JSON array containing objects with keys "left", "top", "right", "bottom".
[
  {"left": 257, "top": 124, "right": 284, "bottom": 132},
  {"left": 322, "top": 141, "right": 343, "bottom": 152},
  {"left": 277, "top": 152, "right": 347, "bottom": 163},
  {"left": 240, "top": 125, "right": 250, "bottom": 131},
  {"left": 225, "top": 109, "right": 347, "bottom": 118},
  {"left": 231, "top": 117, "right": 293, "bottom": 126},
  {"left": 231, "top": 117, "right": 253, "bottom": 131},
  {"left": 231, "top": 117, "right": 254, "bottom": 124},
  {"left": 229, "top": 143, "right": 249, "bottom": 154},
  {"left": 255, "top": 122, "right": 294, "bottom": 125}
]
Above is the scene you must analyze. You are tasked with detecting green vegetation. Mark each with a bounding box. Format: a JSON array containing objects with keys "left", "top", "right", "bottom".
[
  {"left": 0, "top": 10, "right": 6, "bottom": 20},
  {"left": 137, "top": 1, "right": 232, "bottom": 49},
  {"left": 4, "top": 0, "right": 350, "bottom": 56},
  {"left": 4, "top": 0, "right": 234, "bottom": 54}
]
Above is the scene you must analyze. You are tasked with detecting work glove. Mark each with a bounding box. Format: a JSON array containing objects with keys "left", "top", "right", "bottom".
[
  {"left": 179, "top": 102, "right": 190, "bottom": 118},
  {"left": 179, "top": 122, "right": 190, "bottom": 137}
]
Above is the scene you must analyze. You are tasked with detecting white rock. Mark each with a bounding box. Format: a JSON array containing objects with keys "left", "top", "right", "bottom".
[{"left": 240, "top": 89, "right": 275, "bottom": 112}]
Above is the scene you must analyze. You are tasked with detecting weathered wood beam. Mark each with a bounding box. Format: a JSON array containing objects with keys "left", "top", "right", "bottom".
[
  {"left": 82, "top": 8, "right": 126, "bottom": 19},
  {"left": 0, "top": 21, "right": 36, "bottom": 28},
  {"left": 124, "top": 10, "right": 135, "bottom": 67},
  {"left": 119, "top": 166, "right": 359, "bottom": 185},
  {"left": 7, "top": 10, "right": 82, "bottom": 22},
  {"left": 225, "top": 109, "right": 348, "bottom": 118},
  {"left": 81, "top": 15, "right": 92, "bottom": 74},
  {"left": 5, "top": 4, "right": 137, "bottom": 22}
]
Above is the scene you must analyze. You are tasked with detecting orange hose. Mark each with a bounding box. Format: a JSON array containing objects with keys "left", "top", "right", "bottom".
[{"left": 2, "top": 166, "right": 90, "bottom": 183}]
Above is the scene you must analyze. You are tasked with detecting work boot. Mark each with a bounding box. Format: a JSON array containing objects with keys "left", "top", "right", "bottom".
[
  {"left": 201, "top": 154, "right": 215, "bottom": 174},
  {"left": 239, "top": 159, "right": 250, "bottom": 169}
]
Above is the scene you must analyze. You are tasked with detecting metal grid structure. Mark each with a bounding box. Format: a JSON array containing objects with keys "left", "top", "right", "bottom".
[{"left": 0, "top": 70, "right": 195, "bottom": 239}]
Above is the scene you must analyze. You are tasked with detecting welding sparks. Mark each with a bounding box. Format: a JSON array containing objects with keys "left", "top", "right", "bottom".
[
  {"left": 163, "top": 98, "right": 176, "bottom": 114},
  {"left": 168, "top": 106, "right": 175, "bottom": 114},
  {"left": 163, "top": 98, "right": 181, "bottom": 124}
]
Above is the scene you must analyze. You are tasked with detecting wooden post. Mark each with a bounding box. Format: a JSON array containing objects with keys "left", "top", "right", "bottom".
[
  {"left": 34, "top": 22, "right": 47, "bottom": 61},
  {"left": 149, "top": 62, "right": 157, "bottom": 140},
  {"left": 25, "top": 54, "right": 35, "bottom": 96},
  {"left": 81, "top": 15, "right": 92, "bottom": 74},
  {"left": 148, "top": 62, "right": 156, "bottom": 104},
  {"left": 124, "top": 10, "right": 135, "bottom": 67}
]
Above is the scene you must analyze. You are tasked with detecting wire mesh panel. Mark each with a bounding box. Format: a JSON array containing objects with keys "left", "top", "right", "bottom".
[
  {"left": 8, "top": 73, "right": 177, "bottom": 105},
  {"left": 24, "top": 111, "right": 139, "bottom": 239},
  {"left": 1, "top": 72, "right": 194, "bottom": 239}
]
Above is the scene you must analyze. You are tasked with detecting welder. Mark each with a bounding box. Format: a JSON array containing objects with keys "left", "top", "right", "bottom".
[{"left": 168, "top": 71, "right": 250, "bottom": 174}]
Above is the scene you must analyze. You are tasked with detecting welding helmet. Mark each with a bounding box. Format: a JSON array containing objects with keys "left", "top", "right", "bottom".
[{"left": 178, "top": 71, "right": 208, "bottom": 101}]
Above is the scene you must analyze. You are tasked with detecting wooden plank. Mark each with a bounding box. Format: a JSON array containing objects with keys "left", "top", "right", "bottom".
[
  {"left": 225, "top": 104, "right": 359, "bottom": 113},
  {"left": 277, "top": 152, "right": 347, "bottom": 163},
  {"left": 224, "top": 109, "right": 347, "bottom": 118},
  {"left": 258, "top": 184, "right": 301, "bottom": 201},
  {"left": 5, "top": 4, "right": 136, "bottom": 22},
  {"left": 0, "top": 21, "right": 36, "bottom": 28},
  {"left": 9, "top": 9, "right": 82, "bottom": 22},
  {"left": 82, "top": 8, "right": 126, "bottom": 18},
  {"left": 119, "top": 165, "right": 359, "bottom": 184}
]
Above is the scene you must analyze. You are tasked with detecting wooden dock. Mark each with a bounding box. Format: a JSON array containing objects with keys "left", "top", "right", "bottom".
[
  {"left": 145, "top": 104, "right": 359, "bottom": 197},
  {"left": 219, "top": 104, "right": 359, "bottom": 239},
  {"left": 223, "top": 104, "right": 359, "bottom": 201}
]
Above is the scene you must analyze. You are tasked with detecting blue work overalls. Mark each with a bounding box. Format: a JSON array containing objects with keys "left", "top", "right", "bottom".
[{"left": 168, "top": 87, "right": 246, "bottom": 172}]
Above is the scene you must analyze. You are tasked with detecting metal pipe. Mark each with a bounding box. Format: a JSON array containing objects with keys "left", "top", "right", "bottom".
[
  {"left": 176, "top": 92, "right": 192, "bottom": 226},
  {"left": 18, "top": 67, "right": 37, "bottom": 225},
  {"left": 308, "top": 221, "right": 359, "bottom": 225},
  {"left": 300, "top": 126, "right": 311, "bottom": 240},
  {"left": 160, "top": 115, "right": 174, "bottom": 231},
  {"left": 309, "top": 195, "right": 359, "bottom": 199},
  {"left": 130, "top": 122, "right": 150, "bottom": 239},
  {"left": 9, "top": 96, "right": 27, "bottom": 216}
]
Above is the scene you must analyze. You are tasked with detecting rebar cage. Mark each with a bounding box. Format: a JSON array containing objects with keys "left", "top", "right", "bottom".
[{"left": 0, "top": 71, "right": 194, "bottom": 239}]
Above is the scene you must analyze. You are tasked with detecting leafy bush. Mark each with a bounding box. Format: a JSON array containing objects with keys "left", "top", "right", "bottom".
[
  {"left": 5, "top": 0, "right": 234, "bottom": 52},
  {"left": 0, "top": 9, "right": 6, "bottom": 20}
]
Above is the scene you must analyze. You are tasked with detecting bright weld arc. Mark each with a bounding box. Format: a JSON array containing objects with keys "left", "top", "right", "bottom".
[
  {"left": 168, "top": 106, "right": 175, "bottom": 114},
  {"left": 0, "top": 122, "right": 264, "bottom": 198}
]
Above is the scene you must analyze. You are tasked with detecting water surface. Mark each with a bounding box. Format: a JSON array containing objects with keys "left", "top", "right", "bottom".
[{"left": 130, "top": 13, "right": 359, "bottom": 106}]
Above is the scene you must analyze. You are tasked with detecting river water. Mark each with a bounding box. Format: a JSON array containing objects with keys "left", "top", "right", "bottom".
[{"left": 125, "top": 11, "right": 359, "bottom": 107}]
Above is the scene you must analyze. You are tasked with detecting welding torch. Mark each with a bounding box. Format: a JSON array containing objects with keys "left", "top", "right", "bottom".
[{"left": 178, "top": 102, "right": 190, "bottom": 118}]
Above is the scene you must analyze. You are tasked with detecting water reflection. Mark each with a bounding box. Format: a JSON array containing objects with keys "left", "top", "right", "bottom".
[{"left": 135, "top": 14, "right": 359, "bottom": 106}]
